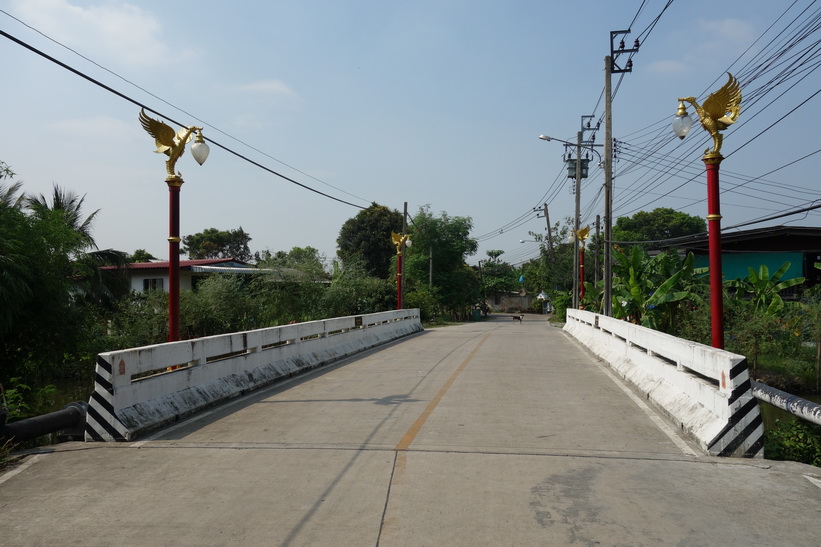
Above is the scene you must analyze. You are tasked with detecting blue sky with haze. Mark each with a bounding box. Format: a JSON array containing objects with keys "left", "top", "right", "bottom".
[{"left": 2, "top": 0, "right": 818, "bottom": 267}]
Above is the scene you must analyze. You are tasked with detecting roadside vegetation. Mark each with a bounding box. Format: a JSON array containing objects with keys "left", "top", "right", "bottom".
[{"left": 1, "top": 165, "right": 818, "bottom": 466}]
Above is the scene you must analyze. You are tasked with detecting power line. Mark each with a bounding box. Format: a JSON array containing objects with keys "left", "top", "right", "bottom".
[
  {"left": 0, "top": 27, "right": 370, "bottom": 210},
  {"left": 1, "top": 9, "right": 374, "bottom": 206}
]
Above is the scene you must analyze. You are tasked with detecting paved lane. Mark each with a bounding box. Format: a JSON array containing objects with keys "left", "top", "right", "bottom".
[{"left": 2, "top": 315, "right": 820, "bottom": 545}]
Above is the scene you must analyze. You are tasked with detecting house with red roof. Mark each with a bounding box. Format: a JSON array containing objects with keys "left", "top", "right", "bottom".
[{"left": 118, "top": 258, "right": 256, "bottom": 293}]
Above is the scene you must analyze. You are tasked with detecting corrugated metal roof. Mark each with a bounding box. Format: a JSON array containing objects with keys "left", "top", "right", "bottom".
[
  {"left": 106, "top": 258, "right": 252, "bottom": 271},
  {"left": 190, "top": 265, "right": 258, "bottom": 274}
]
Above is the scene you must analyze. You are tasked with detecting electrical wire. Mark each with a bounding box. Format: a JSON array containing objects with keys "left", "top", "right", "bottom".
[{"left": 0, "top": 27, "right": 370, "bottom": 210}]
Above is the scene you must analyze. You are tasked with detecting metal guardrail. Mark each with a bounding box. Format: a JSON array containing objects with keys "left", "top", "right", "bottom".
[{"left": 752, "top": 381, "right": 821, "bottom": 426}]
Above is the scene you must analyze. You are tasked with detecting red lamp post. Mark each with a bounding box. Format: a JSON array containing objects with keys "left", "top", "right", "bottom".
[
  {"left": 673, "top": 74, "right": 742, "bottom": 349},
  {"left": 139, "top": 110, "right": 210, "bottom": 342},
  {"left": 704, "top": 155, "right": 724, "bottom": 349},
  {"left": 576, "top": 226, "right": 591, "bottom": 309},
  {"left": 391, "top": 232, "right": 411, "bottom": 309},
  {"left": 167, "top": 178, "right": 183, "bottom": 341}
]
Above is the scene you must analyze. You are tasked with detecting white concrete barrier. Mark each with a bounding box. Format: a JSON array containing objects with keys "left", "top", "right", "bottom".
[
  {"left": 85, "top": 310, "right": 422, "bottom": 441},
  {"left": 564, "top": 309, "right": 763, "bottom": 457}
]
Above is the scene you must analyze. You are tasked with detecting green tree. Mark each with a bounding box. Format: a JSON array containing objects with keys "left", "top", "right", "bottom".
[
  {"left": 182, "top": 227, "right": 252, "bottom": 261},
  {"left": 0, "top": 173, "right": 32, "bottom": 336},
  {"left": 26, "top": 185, "right": 128, "bottom": 309},
  {"left": 0, "top": 177, "right": 111, "bottom": 385},
  {"left": 253, "top": 246, "right": 330, "bottom": 324},
  {"left": 257, "top": 246, "right": 328, "bottom": 280},
  {"left": 480, "top": 251, "right": 517, "bottom": 301},
  {"left": 322, "top": 257, "right": 393, "bottom": 317},
  {"left": 181, "top": 274, "right": 259, "bottom": 338},
  {"left": 613, "top": 208, "right": 705, "bottom": 245},
  {"left": 405, "top": 206, "right": 479, "bottom": 319},
  {"left": 336, "top": 203, "right": 403, "bottom": 278},
  {"left": 129, "top": 249, "right": 157, "bottom": 263},
  {"left": 517, "top": 219, "right": 574, "bottom": 305}
]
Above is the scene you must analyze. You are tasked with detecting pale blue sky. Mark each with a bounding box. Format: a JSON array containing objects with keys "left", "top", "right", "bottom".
[{"left": 2, "top": 0, "right": 818, "bottom": 267}]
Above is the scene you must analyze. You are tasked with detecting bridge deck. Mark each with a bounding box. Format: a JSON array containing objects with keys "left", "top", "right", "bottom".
[{"left": 2, "top": 315, "right": 820, "bottom": 545}]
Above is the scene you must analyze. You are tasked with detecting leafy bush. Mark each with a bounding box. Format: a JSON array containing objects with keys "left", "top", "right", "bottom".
[
  {"left": 550, "top": 290, "right": 571, "bottom": 322},
  {"left": 765, "top": 419, "right": 821, "bottom": 467},
  {"left": 182, "top": 274, "right": 259, "bottom": 337},
  {"left": 1, "top": 378, "right": 58, "bottom": 420},
  {"left": 404, "top": 285, "right": 440, "bottom": 322}
]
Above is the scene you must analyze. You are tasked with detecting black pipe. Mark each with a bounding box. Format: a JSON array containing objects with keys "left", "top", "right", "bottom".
[{"left": 0, "top": 402, "right": 87, "bottom": 443}]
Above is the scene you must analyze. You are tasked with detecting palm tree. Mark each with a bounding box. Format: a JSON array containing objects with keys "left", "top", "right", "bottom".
[
  {"left": 26, "top": 185, "right": 99, "bottom": 251},
  {"left": 25, "top": 184, "right": 128, "bottom": 308},
  {"left": 0, "top": 169, "right": 33, "bottom": 334}
]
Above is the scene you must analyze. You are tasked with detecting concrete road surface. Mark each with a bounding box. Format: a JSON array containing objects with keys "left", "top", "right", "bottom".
[{"left": 2, "top": 314, "right": 820, "bottom": 546}]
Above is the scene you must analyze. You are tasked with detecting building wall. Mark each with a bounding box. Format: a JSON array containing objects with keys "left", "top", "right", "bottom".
[
  {"left": 129, "top": 271, "right": 194, "bottom": 293},
  {"left": 693, "top": 251, "right": 805, "bottom": 281}
]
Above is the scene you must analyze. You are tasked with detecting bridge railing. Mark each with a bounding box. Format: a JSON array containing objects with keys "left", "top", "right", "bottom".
[
  {"left": 85, "top": 309, "right": 422, "bottom": 442},
  {"left": 564, "top": 309, "right": 763, "bottom": 457}
]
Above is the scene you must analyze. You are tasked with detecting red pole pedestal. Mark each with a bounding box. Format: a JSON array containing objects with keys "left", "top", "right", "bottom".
[
  {"left": 167, "top": 179, "right": 183, "bottom": 342},
  {"left": 704, "top": 154, "right": 724, "bottom": 349}
]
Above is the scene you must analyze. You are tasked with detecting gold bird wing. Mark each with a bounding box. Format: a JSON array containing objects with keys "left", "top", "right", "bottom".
[
  {"left": 176, "top": 127, "right": 195, "bottom": 145},
  {"left": 139, "top": 108, "right": 177, "bottom": 154},
  {"left": 391, "top": 231, "right": 402, "bottom": 246},
  {"left": 702, "top": 73, "right": 741, "bottom": 128}
]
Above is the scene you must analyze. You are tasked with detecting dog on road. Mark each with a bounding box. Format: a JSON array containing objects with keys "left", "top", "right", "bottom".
[{"left": 512, "top": 314, "right": 523, "bottom": 323}]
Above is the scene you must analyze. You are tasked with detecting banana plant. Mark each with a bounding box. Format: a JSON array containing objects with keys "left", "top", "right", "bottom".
[
  {"left": 611, "top": 247, "right": 705, "bottom": 331},
  {"left": 726, "top": 262, "right": 805, "bottom": 316}
]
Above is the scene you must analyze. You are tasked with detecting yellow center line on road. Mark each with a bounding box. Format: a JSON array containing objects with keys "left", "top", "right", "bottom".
[{"left": 395, "top": 332, "right": 491, "bottom": 451}]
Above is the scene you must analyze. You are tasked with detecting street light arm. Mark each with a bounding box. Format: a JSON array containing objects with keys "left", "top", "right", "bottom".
[{"left": 539, "top": 134, "right": 602, "bottom": 162}]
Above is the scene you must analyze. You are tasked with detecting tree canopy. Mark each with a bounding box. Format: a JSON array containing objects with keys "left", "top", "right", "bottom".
[
  {"left": 182, "top": 227, "right": 252, "bottom": 261},
  {"left": 129, "top": 249, "right": 157, "bottom": 263},
  {"left": 405, "top": 206, "right": 479, "bottom": 318},
  {"left": 0, "top": 170, "right": 121, "bottom": 384},
  {"left": 256, "top": 246, "right": 329, "bottom": 280},
  {"left": 336, "top": 203, "right": 403, "bottom": 278},
  {"left": 612, "top": 208, "right": 705, "bottom": 245}
]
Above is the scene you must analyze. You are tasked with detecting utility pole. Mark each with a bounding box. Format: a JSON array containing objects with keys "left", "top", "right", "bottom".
[
  {"left": 535, "top": 203, "right": 555, "bottom": 261},
  {"left": 604, "top": 55, "right": 614, "bottom": 317},
  {"left": 604, "top": 30, "right": 639, "bottom": 316},
  {"left": 573, "top": 130, "right": 582, "bottom": 309}
]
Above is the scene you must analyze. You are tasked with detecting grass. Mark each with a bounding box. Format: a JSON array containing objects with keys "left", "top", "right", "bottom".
[
  {"left": 756, "top": 351, "right": 819, "bottom": 393},
  {"left": 0, "top": 438, "right": 23, "bottom": 471}
]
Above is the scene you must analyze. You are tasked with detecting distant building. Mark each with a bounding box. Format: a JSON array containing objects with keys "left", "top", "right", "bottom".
[
  {"left": 114, "top": 258, "right": 255, "bottom": 293},
  {"left": 660, "top": 225, "right": 821, "bottom": 287}
]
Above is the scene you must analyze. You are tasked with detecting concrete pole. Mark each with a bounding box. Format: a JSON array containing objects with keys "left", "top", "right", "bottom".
[
  {"left": 574, "top": 130, "right": 582, "bottom": 309},
  {"left": 603, "top": 56, "right": 614, "bottom": 317},
  {"left": 542, "top": 203, "right": 555, "bottom": 261}
]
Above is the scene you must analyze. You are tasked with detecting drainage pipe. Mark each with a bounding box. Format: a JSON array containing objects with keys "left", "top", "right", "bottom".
[{"left": 0, "top": 402, "right": 87, "bottom": 442}]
